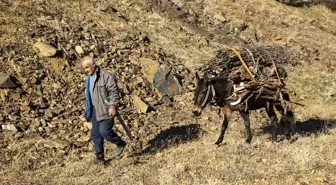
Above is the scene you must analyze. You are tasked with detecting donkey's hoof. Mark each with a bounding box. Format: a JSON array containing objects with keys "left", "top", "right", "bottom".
[
  {"left": 215, "top": 141, "right": 222, "bottom": 146},
  {"left": 289, "top": 135, "right": 299, "bottom": 143},
  {"left": 244, "top": 142, "right": 252, "bottom": 148},
  {"left": 245, "top": 137, "right": 252, "bottom": 144},
  {"left": 271, "top": 137, "right": 282, "bottom": 143}
]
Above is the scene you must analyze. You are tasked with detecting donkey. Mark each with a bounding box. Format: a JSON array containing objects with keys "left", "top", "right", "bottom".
[{"left": 193, "top": 72, "right": 295, "bottom": 145}]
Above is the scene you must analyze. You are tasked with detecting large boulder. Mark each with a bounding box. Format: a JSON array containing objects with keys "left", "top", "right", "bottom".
[
  {"left": 132, "top": 95, "right": 149, "bottom": 113},
  {"left": 1, "top": 124, "right": 18, "bottom": 131},
  {"left": 33, "top": 42, "right": 57, "bottom": 57},
  {"left": 0, "top": 74, "right": 16, "bottom": 88},
  {"left": 138, "top": 58, "right": 160, "bottom": 86},
  {"left": 153, "top": 66, "right": 184, "bottom": 97}
]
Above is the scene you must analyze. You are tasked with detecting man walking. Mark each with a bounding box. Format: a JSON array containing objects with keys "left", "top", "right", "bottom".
[{"left": 81, "top": 56, "right": 126, "bottom": 164}]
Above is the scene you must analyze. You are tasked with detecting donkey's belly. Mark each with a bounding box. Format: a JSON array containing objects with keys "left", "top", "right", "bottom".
[
  {"left": 248, "top": 102, "right": 267, "bottom": 110},
  {"left": 229, "top": 101, "right": 267, "bottom": 111}
]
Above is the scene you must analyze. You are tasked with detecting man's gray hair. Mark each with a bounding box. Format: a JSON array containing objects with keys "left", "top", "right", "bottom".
[{"left": 81, "top": 56, "right": 95, "bottom": 65}]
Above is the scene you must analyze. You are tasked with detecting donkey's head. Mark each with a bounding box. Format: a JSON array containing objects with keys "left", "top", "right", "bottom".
[
  {"left": 193, "top": 72, "right": 213, "bottom": 116},
  {"left": 193, "top": 72, "right": 235, "bottom": 116}
]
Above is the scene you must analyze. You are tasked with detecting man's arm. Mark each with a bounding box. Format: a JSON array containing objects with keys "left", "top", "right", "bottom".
[{"left": 105, "top": 73, "right": 120, "bottom": 116}]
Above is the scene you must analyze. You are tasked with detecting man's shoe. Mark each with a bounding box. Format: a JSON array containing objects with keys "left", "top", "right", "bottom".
[
  {"left": 93, "top": 153, "right": 105, "bottom": 165},
  {"left": 93, "top": 158, "right": 105, "bottom": 165},
  {"left": 113, "top": 140, "right": 126, "bottom": 158}
]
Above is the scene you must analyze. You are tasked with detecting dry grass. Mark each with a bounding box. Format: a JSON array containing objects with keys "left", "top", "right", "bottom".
[{"left": 1, "top": 118, "right": 336, "bottom": 184}]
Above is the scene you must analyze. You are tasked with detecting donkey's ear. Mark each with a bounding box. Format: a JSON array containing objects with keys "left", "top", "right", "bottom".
[
  {"left": 195, "top": 72, "right": 201, "bottom": 82},
  {"left": 203, "top": 73, "right": 208, "bottom": 81}
]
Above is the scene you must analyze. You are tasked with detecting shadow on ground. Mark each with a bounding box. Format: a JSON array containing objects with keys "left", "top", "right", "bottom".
[
  {"left": 295, "top": 118, "right": 336, "bottom": 134},
  {"left": 277, "top": 0, "right": 336, "bottom": 11},
  {"left": 262, "top": 118, "right": 336, "bottom": 137},
  {"left": 136, "top": 123, "right": 201, "bottom": 155}
]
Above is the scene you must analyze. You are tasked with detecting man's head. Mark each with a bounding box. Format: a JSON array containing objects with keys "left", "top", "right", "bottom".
[{"left": 81, "top": 56, "right": 96, "bottom": 75}]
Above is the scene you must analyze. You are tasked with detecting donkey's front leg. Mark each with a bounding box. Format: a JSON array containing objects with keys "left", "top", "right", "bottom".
[
  {"left": 215, "top": 106, "right": 232, "bottom": 145},
  {"left": 240, "top": 110, "right": 252, "bottom": 143}
]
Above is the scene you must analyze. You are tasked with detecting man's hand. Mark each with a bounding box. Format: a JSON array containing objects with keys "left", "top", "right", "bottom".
[
  {"left": 80, "top": 114, "right": 90, "bottom": 122},
  {"left": 108, "top": 105, "right": 117, "bottom": 117}
]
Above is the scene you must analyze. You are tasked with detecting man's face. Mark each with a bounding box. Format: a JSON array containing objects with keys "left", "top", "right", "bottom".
[{"left": 81, "top": 62, "right": 96, "bottom": 75}]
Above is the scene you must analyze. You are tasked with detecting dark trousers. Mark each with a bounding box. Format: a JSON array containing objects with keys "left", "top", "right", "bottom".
[{"left": 91, "top": 109, "right": 122, "bottom": 159}]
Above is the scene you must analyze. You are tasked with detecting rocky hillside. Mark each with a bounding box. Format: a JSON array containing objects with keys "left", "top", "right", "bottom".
[{"left": 1, "top": 0, "right": 336, "bottom": 184}]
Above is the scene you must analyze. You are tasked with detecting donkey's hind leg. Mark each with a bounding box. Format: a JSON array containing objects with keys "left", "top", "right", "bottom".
[
  {"left": 266, "top": 102, "right": 279, "bottom": 141},
  {"left": 281, "top": 92, "right": 296, "bottom": 137},
  {"left": 239, "top": 110, "right": 252, "bottom": 144},
  {"left": 285, "top": 110, "right": 296, "bottom": 137},
  {"left": 215, "top": 106, "right": 232, "bottom": 145},
  {"left": 275, "top": 104, "right": 289, "bottom": 137},
  {"left": 275, "top": 104, "right": 295, "bottom": 139}
]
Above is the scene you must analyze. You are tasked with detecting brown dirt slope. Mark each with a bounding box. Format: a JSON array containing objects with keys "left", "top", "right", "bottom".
[{"left": 0, "top": 0, "right": 336, "bottom": 184}]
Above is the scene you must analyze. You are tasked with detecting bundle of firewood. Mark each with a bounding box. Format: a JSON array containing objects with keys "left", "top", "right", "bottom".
[
  {"left": 199, "top": 44, "right": 296, "bottom": 105},
  {"left": 198, "top": 44, "right": 295, "bottom": 83}
]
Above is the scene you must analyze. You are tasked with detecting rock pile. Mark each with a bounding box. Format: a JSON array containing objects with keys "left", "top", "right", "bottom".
[{"left": 0, "top": 17, "right": 195, "bottom": 169}]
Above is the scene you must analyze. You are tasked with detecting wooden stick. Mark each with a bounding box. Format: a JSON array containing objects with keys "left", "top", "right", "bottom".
[
  {"left": 231, "top": 48, "right": 257, "bottom": 83},
  {"left": 266, "top": 51, "right": 283, "bottom": 85},
  {"left": 231, "top": 48, "right": 283, "bottom": 86},
  {"left": 116, "top": 115, "right": 134, "bottom": 141}
]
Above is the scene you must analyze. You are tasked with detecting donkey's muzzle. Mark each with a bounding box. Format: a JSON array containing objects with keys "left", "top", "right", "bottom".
[{"left": 192, "top": 106, "right": 202, "bottom": 117}]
